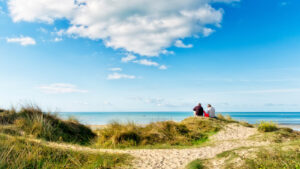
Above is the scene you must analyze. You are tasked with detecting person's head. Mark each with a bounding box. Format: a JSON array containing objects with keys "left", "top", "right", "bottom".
[
  {"left": 198, "top": 103, "right": 202, "bottom": 106},
  {"left": 207, "top": 104, "right": 211, "bottom": 107}
]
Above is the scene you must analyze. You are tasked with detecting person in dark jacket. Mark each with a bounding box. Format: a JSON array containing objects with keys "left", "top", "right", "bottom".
[{"left": 193, "top": 103, "right": 204, "bottom": 116}]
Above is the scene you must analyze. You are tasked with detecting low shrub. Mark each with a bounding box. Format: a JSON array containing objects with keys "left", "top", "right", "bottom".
[
  {"left": 0, "top": 134, "right": 130, "bottom": 169},
  {"left": 258, "top": 121, "right": 278, "bottom": 132}
]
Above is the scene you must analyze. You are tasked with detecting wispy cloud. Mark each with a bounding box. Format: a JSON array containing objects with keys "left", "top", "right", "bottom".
[
  {"left": 175, "top": 40, "right": 193, "bottom": 48},
  {"left": 280, "top": 2, "right": 288, "bottom": 6},
  {"left": 121, "top": 54, "right": 136, "bottom": 63},
  {"left": 107, "top": 73, "right": 136, "bottom": 80},
  {"left": 53, "top": 37, "right": 62, "bottom": 42},
  {"left": 159, "top": 65, "right": 168, "bottom": 70},
  {"left": 38, "top": 83, "right": 88, "bottom": 94},
  {"left": 133, "top": 59, "right": 159, "bottom": 67},
  {"left": 6, "top": 36, "right": 36, "bottom": 46},
  {"left": 236, "top": 88, "right": 300, "bottom": 94},
  {"left": 109, "top": 67, "right": 122, "bottom": 71},
  {"left": 0, "top": 6, "right": 5, "bottom": 15}
]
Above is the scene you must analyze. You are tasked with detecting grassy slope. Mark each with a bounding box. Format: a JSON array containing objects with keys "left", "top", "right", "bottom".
[
  {"left": 0, "top": 106, "right": 96, "bottom": 145},
  {"left": 185, "top": 122, "right": 300, "bottom": 169},
  {"left": 0, "top": 134, "right": 131, "bottom": 169},
  {"left": 0, "top": 107, "right": 132, "bottom": 169}
]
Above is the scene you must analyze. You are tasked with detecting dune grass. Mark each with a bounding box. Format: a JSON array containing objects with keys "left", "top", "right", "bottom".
[
  {"left": 0, "top": 134, "right": 131, "bottom": 169},
  {"left": 95, "top": 117, "right": 231, "bottom": 148},
  {"left": 1, "top": 105, "right": 96, "bottom": 145},
  {"left": 244, "top": 145, "right": 300, "bottom": 169},
  {"left": 257, "top": 121, "right": 278, "bottom": 132}
]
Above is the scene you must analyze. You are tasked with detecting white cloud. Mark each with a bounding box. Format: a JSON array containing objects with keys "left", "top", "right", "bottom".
[
  {"left": 8, "top": 0, "right": 76, "bottom": 23},
  {"left": 109, "top": 67, "right": 122, "bottom": 71},
  {"left": 38, "top": 27, "right": 48, "bottom": 33},
  {"left": 107, "top": 73, "right": 136, "bottom": 80},
  {"left": 6, "top": 36, "right": 36, "bottom": 46},
  {"left": 53, "top": 37, "right": 62, "bottom": 42},
  {"left": 39, "top": 83, "right": 88, "bottom": 94},
  {"left": 121, "top": 54, "right": 136, "bottom": 62},
  {"left": 175, "top": 40, "right": 193, "bottom": 48},
  {"left": 133, "top": 59, "right": 159, "bottom": 67},
  {"left": 8, "top": 0, "right": 238, "bottom": 56},
  {"left": 159, "top": 65, "right": 168, "bottom": 70}
]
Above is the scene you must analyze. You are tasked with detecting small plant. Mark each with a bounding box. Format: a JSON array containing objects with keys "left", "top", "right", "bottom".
[
  {"left": 258, "top": 121, "right": 278, "bottom": 132},
  {"left": 185, "top": 159, "right": 204, "bottom": 169}
]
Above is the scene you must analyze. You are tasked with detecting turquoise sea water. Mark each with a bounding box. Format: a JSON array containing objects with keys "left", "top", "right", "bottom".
[{"left": 58, "top": 112, "right": 300, "bottom": 126}]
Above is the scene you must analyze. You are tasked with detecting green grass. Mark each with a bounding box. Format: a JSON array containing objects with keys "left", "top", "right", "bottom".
[
  {"left": 257, "top": 121, "right": 278, "bottom": 132},
  {"left": 94, "top": 117, "right": 224, "bottom": 148},
  {"left": 1, "top": 105, "right": 96, "bottom": 145},
  {"left": 185, "top": 159, "right": 204, "bottom": 169},
  {"left": 0, "top": 134, "right": 131, "bottom": 169},
  {"left": 244, "top": 145, "right": 300, "bottom": 169}
]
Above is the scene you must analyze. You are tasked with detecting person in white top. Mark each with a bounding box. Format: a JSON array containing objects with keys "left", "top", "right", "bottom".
[{"left": 207, "top": 104, "right": 216, "bottom": 118}]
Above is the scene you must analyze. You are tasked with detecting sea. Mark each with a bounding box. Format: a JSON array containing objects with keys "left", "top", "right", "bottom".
[{"left": 58, "top": 112, "right": 300, "bottom": 130}]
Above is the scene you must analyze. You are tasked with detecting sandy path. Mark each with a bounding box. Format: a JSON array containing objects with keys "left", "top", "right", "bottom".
[{"left": 31, "top": 123, "right": 269, "bottom": 169}]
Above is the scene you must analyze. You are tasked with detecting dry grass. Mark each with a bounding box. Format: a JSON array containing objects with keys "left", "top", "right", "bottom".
[
  {"left": 244, "top": 141, "right": 300, "bottom": 169},
  {"left": 95, "top": 117, "right": 226, "bottom": 148},
  {"left": 0, "top": 105, "right": 96, "bottom": 145},
  {"left": 257, "top": 121, "right": 278, "bottom": 132},
  {"left": 0, "top": 134, "right": 131, "bottom": 169}
]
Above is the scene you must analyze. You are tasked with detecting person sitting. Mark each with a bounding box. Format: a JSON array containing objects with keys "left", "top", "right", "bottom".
[
  {"left": 207, "top": 104, "right": 216, "bottom": 118},
  {"left": 193, "top": 103, "right": 204, "bottom": 117}
]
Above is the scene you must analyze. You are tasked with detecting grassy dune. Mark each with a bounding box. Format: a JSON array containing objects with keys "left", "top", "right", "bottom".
[
  {"left": 0, "top": 134, "right": 130, "bottom": 169},
  {"left": 1, "top": 106, "right": 300, "bottom": 169},
  {"left": 94, "top": 115, "right": 242, "bottom": 148},
  {"left": 0, "top": 106, "right": 95, "bottom": 145},
  {"left": 186, "top": 121, "right": 300, "bottom": 169},
  {"left": 0, "top": 106, "right": 131, "bottom": 169}
]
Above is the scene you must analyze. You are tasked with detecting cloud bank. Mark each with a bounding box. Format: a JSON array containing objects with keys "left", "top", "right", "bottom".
[{"left": 8, "top": 0, "right": 238, "bottom": 56}]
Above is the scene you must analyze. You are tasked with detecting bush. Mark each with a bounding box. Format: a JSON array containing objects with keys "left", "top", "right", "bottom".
[
  {"left": 14, "top": 106, "right": 96, "bottom": 145},
  {"left": 0, "top": 134, "right": 130, "bottom": 169},
  {"left": 258, "top": 121, "right": 278, "bottom": 132},
  {"left": 96, "top": 117, "right": 222, "bottom": 148}
]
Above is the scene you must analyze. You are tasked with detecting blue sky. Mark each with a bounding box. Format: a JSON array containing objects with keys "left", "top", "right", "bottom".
[{"left": 1, "top": 0, "right": 300, "bottom": 112}]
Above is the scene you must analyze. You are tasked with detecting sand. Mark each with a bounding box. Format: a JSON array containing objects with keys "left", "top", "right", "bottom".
[{"left": 32, "top": 123, "right": 269, "bottom": 169}]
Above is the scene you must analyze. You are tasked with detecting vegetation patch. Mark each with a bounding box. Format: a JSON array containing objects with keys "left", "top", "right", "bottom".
[
  {"left": 95, "top": 117, "right": 225, "bottom": 148},
  {"left": 185, "top": 159, "right": 205, "bottom": 169},
  {"left": 0, "top": 134, "right": 131, "bottom": 169},
  {"left": 257, "top": 121, "right": 278, "bottom": 132},
  {"left": 244, "top": 145, "right": 300, "bottom": 169},
  {"left": 0, "top": 106, "right": 96, "bottom": 145}
]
